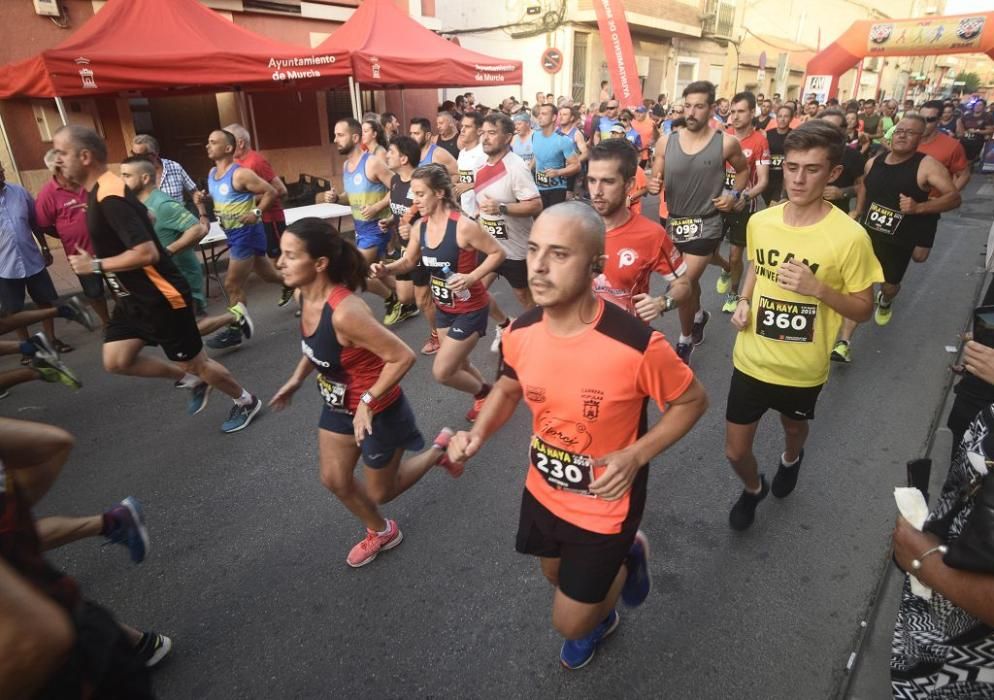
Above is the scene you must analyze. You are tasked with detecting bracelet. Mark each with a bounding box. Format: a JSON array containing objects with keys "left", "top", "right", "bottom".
[
  {"left": 911, "top": 544, "right": 947, "bottom": 571},
  {"left": 736, "top": 296, "right": 750, "bottom": 306}
]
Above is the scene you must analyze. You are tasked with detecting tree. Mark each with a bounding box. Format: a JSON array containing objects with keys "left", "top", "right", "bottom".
[{"left": 954, "top": 71, "right": 982, "bottom": 95}]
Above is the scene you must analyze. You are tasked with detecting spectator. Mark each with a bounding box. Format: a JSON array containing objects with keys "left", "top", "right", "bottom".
[{"left": 130, "top": 135, "right": 205, "bottom": 216}]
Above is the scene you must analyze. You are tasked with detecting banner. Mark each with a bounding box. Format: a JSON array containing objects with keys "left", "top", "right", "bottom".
[
  {"left": 592, "top": 0, "right": 644, "bottom": 107},
  {"left": 802, "top": 75, "right": 832, "bottom": 104},
  {"left": 867, "top": 15, "right": 985, "bottom": 53}
]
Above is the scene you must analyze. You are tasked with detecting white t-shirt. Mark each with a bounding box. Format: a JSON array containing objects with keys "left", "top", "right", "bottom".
[
  {"left": 473, "top": 151, "right": 540, "bottom": 261},
  {"left": 457, "top": 143, "right": 487, "bottom": 217}
]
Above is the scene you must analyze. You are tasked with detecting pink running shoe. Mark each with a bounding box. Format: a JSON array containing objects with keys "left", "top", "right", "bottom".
[
  {"left": 346, "top": 519, "right": 403, "bottom": 568},
  {"left": 433, "top": 428, "right": 464, "bottom": 478}
]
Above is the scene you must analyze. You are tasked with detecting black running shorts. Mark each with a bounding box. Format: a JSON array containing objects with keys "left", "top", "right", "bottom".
[
  {"left": 675, "top": 237, "right": 723, "bottom": 258},
  {"left": 104, "top": 299, "right": 203, "bottom": 362},
  {"left": 515, "top": 489, "right": 637, "bottom": 605},
  {"left": 722, "top": 210, "right": 751, "bottom": 248},
  {"left": 868, "top": 232, "right": 914, "bottom": 285},
  {"left": 495, "top": 258, "right": 529, "bottom": 290},
  {"left": 725, "top": 368, "right": 823, "bottom": 425}
]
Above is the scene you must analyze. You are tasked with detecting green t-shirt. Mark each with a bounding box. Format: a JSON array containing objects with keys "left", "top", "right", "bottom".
[
  {"left": 875, "top": 116, "right": 894, "bottom": 145},
  {"left": 144, "top": 189, "right": 204, "bottom": 305}
]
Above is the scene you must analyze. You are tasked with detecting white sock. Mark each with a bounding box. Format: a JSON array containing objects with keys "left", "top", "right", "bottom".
[
  {"left": 178, "top": 373, "right": 201, "bottom": 388},
  {"left": 678, "top": 334, "right": 693, "bottom": 345},
  {"left": 233, "top": 389, "right": 253, "bottom": 406},
  {"left": 694, "top": 309, "right": 705, "bottom": 323},
  {"left": 781, "top": 452, "right": 800, "bottom": 468},
  {"left": 376, "top": 521, "right": 392, "bottom": 536}
]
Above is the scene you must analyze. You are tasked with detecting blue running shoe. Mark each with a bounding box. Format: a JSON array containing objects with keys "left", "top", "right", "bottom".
[
  {"left": 206, "top": 326, "right": 242, "bottom": 350},
  {"left": 560, "top": 609, "right": 620, "bottom": 670},
  {"left": 103, "top": 496, "right": 150, "bottom": 564},
  {"left": 221, "top": 395, "right": 262, "bottom": 433},
  {"left": 187, "top": 382, "right": 211, "bottom": 415},
  {"left": 621, "top": 530, "right": 652, "bottom": 607}
]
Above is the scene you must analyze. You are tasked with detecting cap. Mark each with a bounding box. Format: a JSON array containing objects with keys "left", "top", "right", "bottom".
[
  {"left": 512, "top": 112, "right": 530, "bottom": 123},
  {"left": 610, "top": 123, "right": 626, "bottom": 134},
  {"left": 635, "top": 106, "right": 647, "bottom": 113}
]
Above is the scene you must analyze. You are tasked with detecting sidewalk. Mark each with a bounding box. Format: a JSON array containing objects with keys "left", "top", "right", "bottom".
[{"left": 46, "top": 239, "right": 86, "bottom": 298}]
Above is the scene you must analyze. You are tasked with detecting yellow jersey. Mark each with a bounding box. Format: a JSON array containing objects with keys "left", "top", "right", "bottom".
[{"left": 733, "top": 203, "right": 883, "bottom": 387}]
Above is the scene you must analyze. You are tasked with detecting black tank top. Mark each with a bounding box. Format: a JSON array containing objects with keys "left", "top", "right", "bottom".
[
  {"left": 766, "top": 129, "right": 789, "bottom": 181},
  {"left": 389, "top": 174, "right": 413, "bottom": 219},
  {"left": 861, "top": 152, "right": 931, "bottom": 245},
  {"left": 436, "top": 134, "right": 460, "bottom": 160}
]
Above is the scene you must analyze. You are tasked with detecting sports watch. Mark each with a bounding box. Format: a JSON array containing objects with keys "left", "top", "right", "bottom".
[
  {"left": 252, "top": 207, "right": 263, "bottom": 219},
  {"left": 498, "top": 202, "right": 508, "bottom": 216},
  {"left": 359, "top": 391, "right": 376, "bottom": 407}
]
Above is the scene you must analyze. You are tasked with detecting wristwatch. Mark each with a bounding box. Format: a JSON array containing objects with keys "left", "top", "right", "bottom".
[
  {"left": 91, "top": 258, "right": 103, "bottom": 275},
  {"left": 661, "top": 295, "right": 676, "bottom": 312},
  {"left": 359, "top": 391, "right": 376, "bottom": 407},
  {"left": 498, "top": 202, "right": 508, "bottom": 216},
  {"left": 252, "top": 207, "right": 263, "bottom": 219}
]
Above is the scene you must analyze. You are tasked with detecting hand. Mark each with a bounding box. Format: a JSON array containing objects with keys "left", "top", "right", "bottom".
[
  {"left": 712, "top": 194, "right": 737, "bottom": 212},
  {"left": 322, "top": 189, "right": 338, "bottom": 204},
  {"left": 892, "top": 515, "right": 940, "bottom": 574},
  {"left": 368, "top": 262, "right": 390, "bottom": 279},
  {"left": 448, "top": 430, "right": 482, "bottom": 463},
  {"left": 589, "top": 449, "right": 642, "bottom": 500},
  {"left": 898, "top": 194, "right": 919, "bottom": 215},
  {"left": 822, "top": 185, "right": 844, "bottom": 201},
  {"left": 963, "top": 340, "right": 994, "bottom": 385},
  {"left": 545, "top": 169, "right": 559, "bottom": 179},
  {"left": 268, "top": 379, "right": 301, "bottom": 412},
  {"left": 648, "top": 177, "right": 662, "bottom": 195},
  {"left": 731, "top": 299, "right": 751, "bottom": 331},
  {"left": 360, "top": 205, "right": 377, "bottom": 220},
  {"left": 478, "top": 196, "right": 500, "bottom": 216},
  {"left": 453, "top": 182, "right": 472, "bottom": 197},
  {"left": 446, "top": 273, "right": 471, "bottom": 293},
  {"left": 632, "top": 293, "right": 661, "bottom": 322},
  {"left": 732, "top": 195, "right": 748, "bottom": 212},
  {"left": 776, "top": 259, "right": 822, "bottom": 297},
  {"left": 193, "top": 190, "right": 206, "bottom": 205},
  {"left": 397, "top": 221, "right": 412, "bottom": 242},
  {"left": 353, "top": 403, "right": 374, "bottom": 446},
  {"left": 239, "top": 212, "right": 259, "bottom": 225},
  {"left": 67, "top": 247, "right": 95, "bottom": 276}
]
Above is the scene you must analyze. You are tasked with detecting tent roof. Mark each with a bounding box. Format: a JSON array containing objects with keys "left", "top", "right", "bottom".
[
  {"left": 315, "top": 0, "right": 521, "bottom": 88},
  {"left": 0, "top": 0, "right": 349, "bottom": 99}
]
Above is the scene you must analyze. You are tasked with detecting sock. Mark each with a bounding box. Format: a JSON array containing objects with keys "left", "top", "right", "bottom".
[
  {"left": 376, "top": 521, "right": 392, "bottom": 536},
  {"left": 498, "top": 318, "right": 510, "bottom": 329},
  {"left": 234, "top": 389, "right": 253, "bottom": 406},
  {"left": 879, "top": 295, "right": 893, "bottom": 308},
  {"left": 678, "top": 334, "right": 693, "bottom": 345},
  {"left": 781, "top": 452, "right": 801, "bottom": 468},
  {"left": 19, "top": 341, "right": 36, "bottom": 356},
  {"left": 55, "top": 304, "right": 74, "bottom": 319},
  {"left": 746, "top": 482, "right": 764, "bottom": 495},
  {"left": 177, "top": 373, "right": 201, "bottom": 389},
  {"left": 100, "top": 510, "right": 119, "bottom": 537},
  {"left": 474, "top": 382, "right": 492, "bottom": 400},
  {"left": 694, "top": 309, "right": 705, "bottom": 323}
]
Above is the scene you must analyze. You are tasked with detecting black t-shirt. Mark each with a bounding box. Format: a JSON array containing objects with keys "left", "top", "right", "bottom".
[
  {"left": 754, "top": 115, "right": 772, "bottom": 131},
  {"left": 435, "top": 134, "right": 460, "bottom": 160},
  {"left": 828, "top": 146, "right": 866, "bottom": 212},
  {"left": 87, "top": 171, "right": 192, "bottom": 308}
]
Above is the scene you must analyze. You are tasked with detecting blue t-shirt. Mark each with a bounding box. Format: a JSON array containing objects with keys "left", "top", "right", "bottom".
[
  {"left": 532, "top": 130, "right": 577, "bottom": 191},
  {"left": 625, "top": 128, "right": 643, "bottom": 150}
]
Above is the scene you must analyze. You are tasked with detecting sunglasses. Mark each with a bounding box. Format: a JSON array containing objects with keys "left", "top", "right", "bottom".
[{"left": 924, "top": 116, "right": 939, "bottom": 123}]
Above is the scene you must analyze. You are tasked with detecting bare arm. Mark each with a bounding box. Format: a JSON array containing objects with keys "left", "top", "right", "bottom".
[
  {"left": 723, "top": 135, "right": 749, "bottom": 192},
  {"left": 648, "top": 134, "right": 667, "bottom": 194},
  {"left": 270, "top": 176, "right": 288, "bottom": 200},
  {"left": 748, "top": 161, "right": 769, "bottom": 200},
  {"left": 574, "top": 131, "right": 589, "bottom": 161},
  {"left": 553, "top": 153, "right": 581, "bottom": 179},
  {"left": 233, "top": 167, "right": 276, "bottom": 213},
  {"left": 166, "top": 222, "right": 207, "bottom": 256},
  {"left": 448, "top": 375, "right": 524, "bottom": 463},
  {"left": 433, "top": 148, "right": 459, "bottom": 178},
  {"left": 453, "top": 216, "right": 506, "bottom": 287},
  {"left": 910, "top": 156, "right": 961, "bottom": 215},
  {"left": 336, "top": 299, "right": 416, "bottom": 401}
]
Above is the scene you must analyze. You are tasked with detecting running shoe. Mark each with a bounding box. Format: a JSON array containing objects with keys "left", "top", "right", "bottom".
[
  {"left": 721, "top": 292, "right": 738, "bottom": 314},
  {"left": 491, "top": 320, "right": 513, "bottom": 353},
  {"left": 466, "top": 389, "right": 490, "bottom": 423},
  {"left": 52, "top": 338, "right": 74, "bottom": 354},
  {"left": 187, "top": 382, "right": 212, "bottom": 415},
  {"left": 621, "top": 530, "right": 652, "bottom": 608},
  {"left": 278, "top": 286, "right": 295, "bottom": 307},
  {"left": 830, "top": 340, "right": 851, "bottom": 363},
  {"left": 229, "top": 302, "right": 254, "bottom": 341},
  {"left": 560, "top": 609, "right": 620, "bottom": 670},
  {"left": 771, "top": 450, "right": 804, "bottom": 499},
  {"left": 103, "top": 496, "right": 150, "bottom": 564},
  {"left": 28, "top": 331, "right": 58, "bottom": 358},
  {"left": 728, "top": 474, "right": 769, "bottom": 531},
  {"left": 382, "top": 300, "right": 404, "bottom": 326},
  {"left": 433, "top": 427, "right": 464, "bottom": 478},
  {"left": 135, "top": 631, "right": 173, "bottom": 668},
  {"left": 394, "top": 304, "right": 420, "bottom": 324},
  {"left": 61, "top": 295, "right": 98, "bottom": 331},
  {"left": 0, "top": 389, "right": 8, "bottom": 399},
  {"left": 691, "top": 310, "right": 710, "bottom": 346},
  {"left": 221, "top": 396, "right": 262, "bottom": 433},
  {"left": 32, "top": 355, "right": 82, "bottom": 390},
  {"left": 716, "top": 270, "right": 732, "bottom": 295},
  {"left": 346, "top": 519, "right": 403, "bottom": 568},
  {"left": 675, "top": 341, "right": 693, "bottom": 365},
  {"left": 874, "top": 290, "right": 893, "bottom": 326},
  {"left": 206, "top": 326, "right": 243, "bottom": 350},
  {"left": 421, "top": 333, "right": 440, "bottom": 356}
]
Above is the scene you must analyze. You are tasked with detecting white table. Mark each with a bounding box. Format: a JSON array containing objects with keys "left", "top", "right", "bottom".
[
  {"left": 284, "top": 202, "right": 352, "bottom": 228},
  {"left": 199, "top": 223, "right": 229, "bottom": 298}
]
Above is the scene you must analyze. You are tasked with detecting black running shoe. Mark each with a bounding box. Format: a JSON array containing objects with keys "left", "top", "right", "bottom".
[
  {"left": 278, "top": 286, "right": 295, "bottom": 307},
  {"left": 691, "top": 310, "right": 710, "bottom": 346},
  {"left": 206, "top": 326, "right": 242, "bottom": 350},
  {"left": 771, "top": 449, "right": 804, "bottom": 498},
  {"left": 135, "top": 631, "right": 172, "bottom": 668},
  {"left": 729, "top": 474, "right": 769, "bottom": 531},
  {"left": 675, "top": 341, "right": 693, "bottom": 365}
]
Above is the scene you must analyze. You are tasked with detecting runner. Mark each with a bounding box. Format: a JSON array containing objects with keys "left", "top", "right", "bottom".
[
  {"left": 197, "top": 129, "right": 283, "bottom": 348},
  {"left": 453, "top": 111, "right": 488, "bottom": 220},
  {"left": 370, "top": 165, "right": 505, "bottom": 421},
  {"left": 380, "top": 112, "right": 401, "bottom": 140},
  {"left": 630, "top": 106, "right": 656, "bottom": 168},
  {"left": 511, "top": 113, "right": 535, "bottom": 168},
  {"left": 270, "top": 217, "right": 458, "bottom": 568},
  {"left": 648, "top": 80, "right": 749, "bottom": 365},
  {"left": 473, "top": 113, "right": 544, "bottom": 351},
  {"left": 816, "top": 109, "right": 865, "bottom": 216},
  {"left": 763, "top": 106, "right": 793, "bottom": 206},
  {"left": 55, "top": 126, "right": 263, "bottom": 433},
  {"left": 532, "top": 103, "right": 580, "bottom": 210},
  {"left": 410, "top": 118, "right": 458, "bottom": 176},
  {"left": 831, "top": 115, "right": 961, "bottom": 363},
  {"left": 593, "top": 99, "right": 621, "bottom": 145},
  {"left": 715, "top": 92, "right": 770, "bottom": 314},
  {"left": 557, "top": 105, "right": 589, "bottom": 198},
  {"left": 725, "top": 121, "right": 883, "bottom": 530},
  {"left": 361, "top": 118, "right": 388, "bottom": 161},
  {"left": 754, "top": 98, "right": 774, "bottom": 131},
  {"left": 587, "top": 138, "right": 691, "bottom": 321},
  {"left": 0, "top": 306, "right": 91, "bottom": 395},
  {"left": 445, "top": 201, "right": 707, "bottom": 669},
  {"left": 434, "top": 111, "right": 461, "bottom": 160},
  {"left": 323, "top": 118, "right": 404, "bottom": 324}
]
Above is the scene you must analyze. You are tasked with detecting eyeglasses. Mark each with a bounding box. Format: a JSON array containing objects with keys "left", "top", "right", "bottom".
[
  {"left": 924, "top": 116, "right": 939, "bottom": 123},
  {"left": 891, "top": 129, "right": 923, "bottom": 137}
]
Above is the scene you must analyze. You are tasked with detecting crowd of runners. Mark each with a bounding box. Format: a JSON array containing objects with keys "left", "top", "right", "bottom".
[{"left": 1, "top": 79, "right": 986, "bottom": 694}]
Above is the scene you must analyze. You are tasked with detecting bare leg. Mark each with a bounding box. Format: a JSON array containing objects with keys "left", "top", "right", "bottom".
[
  {"left": 0, "top": 307, "right": 58, "bottom": 335},
  {"left": 0, "top": 418, "right": 74, "bottom": 507},
  {"left": 677, "top": 254, "right": 711, "bottom": 337},
  {"left": 511, "top": 286, "right": 535, "bottom": 310},
  {"left": 36, "top": 515, "right": 101, "bottom": 551},
  {"left": 178, "top": 351, "right": 244, "bottom": 400},
  {"left": 363, "top": 443, "right": 446, "bottom": 505},
  {"left": 544, "top": 557, "right": 628, "bottom": 639},
  {"left": 395, "top": 279, "right": 416, "bottom": 306},
  {"left": 250, "top": 254, "right": 285, "bottom": 286},
  {"left": 0, "top": 340, "right": 24, "bottom": 355},
  {"left": 728, "top": 245, "right": 745, "bottom": 291},
  {"left": 780, "top": 414, "right": 809, "bottom": 463},
  {"left": 432, "top": 329, "right": 484, "bottom": 395},
  {"left": 0, "top": 368, "right": 41, "bottom": 391},
  {"left": 318, "top": 429, "right": 387, "bottom": 532},
  {"left": 725, "top": 420, "right": 763, "bottom": 492},
  {"left": 38, "top": 304, "right": 58, "bottom": 345},
  {"left": 223, "top": 257, "right": 254, "bottom": 307},
  {"left": 103, "top": 339, "right": 184, "bottom": 382},
  {"left": 89, "top": 297, "right": 111, "bottom": 326},
  {"left": 415, "top": 285, "right": 436, "bottom": 332},
  {"left": 197, "top": 310, "right": 237, "bottom": 336}
]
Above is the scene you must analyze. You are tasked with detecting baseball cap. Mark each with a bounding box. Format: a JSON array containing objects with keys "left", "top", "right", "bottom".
[
  {"left": 610, "top": 123, "right": 626, "bottom": 134},
  {"left": 635, "top": 106, "right": 647, "bottom": 113}
]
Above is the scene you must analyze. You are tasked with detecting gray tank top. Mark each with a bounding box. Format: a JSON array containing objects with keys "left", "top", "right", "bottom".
[{"left": 663, "top": 130, "right": 725, "bottom": 239}]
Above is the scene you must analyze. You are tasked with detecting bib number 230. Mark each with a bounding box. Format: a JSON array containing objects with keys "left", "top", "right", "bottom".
[
  {"left": 530, "top": 436, "right": 595, "bottom": 496},
  {"left": 756, "top": 295, "right": 817, "bottom": 343}
]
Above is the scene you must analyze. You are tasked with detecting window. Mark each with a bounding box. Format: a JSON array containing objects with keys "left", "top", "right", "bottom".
[
  {"left": 572, "top": 33, "right": 589, "bottom": 104},
  {"left": 325, "top": 88, "right": 378, "bottom": 138},
  {"left": 674, "top": 58, "right": 699, "bottom": 98}
]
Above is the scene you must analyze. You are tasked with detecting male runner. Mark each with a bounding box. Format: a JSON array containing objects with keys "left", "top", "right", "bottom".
[
  {"left": 593, "top": 99, "right": 621, "bottom": 145},
  {"left": 55, "top": 126, "right": 263, "bottom": 433},
  {"left": 446, "top": 201, "right": 707, "bottom": 669},
  {"left": 630, "top": 106, "right": 656, "bottom": 168},
  {"left": 511, "top": 113, "right": 535, "bottom": 168},
  {"left": 434, "top": 111, "right": 461, "bottom": 160},
  {"left": 725, "top": 121, "right": 883, "bottom": 530},
  {"left": 532, "top": 104, "right": 580, "bottom": 209},
  {"left": 198, "top": 129, "right": 282, "bottom": 348},
  {"left": 410, "top": 118, "right": 458, "bottom": 176},
  {"left": 763, "top": 105, "right": 793, "bottom": 205},
  {"left": 557, "top": 105, "right": 589, "bottom": 197},
  {"left": 831, "top": 115, "right": 961, "bottom": 362},
  {"left": 817, "top": 109, "right": 866, "bottom": 216},
  {"left": 754, "top": 99, "right": 774, "bottom": 131},
  {"left": 648, "top": 80, "right": 749, "bottom": 365},
  {"left": 587, "top": 139, "right": 691, "bottom": 320},
  {"left": 475, "top": 113, "right": 543, "bottom": 351},
  {"left": 715, "top": 92, "right": 770, "bottom": 314},
  {"left": 453, "top": 111, "right": 487, "bottom": 219}
]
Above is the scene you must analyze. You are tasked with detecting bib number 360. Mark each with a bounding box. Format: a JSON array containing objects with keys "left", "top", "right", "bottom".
[
  {"left": 756, "top": 295, "right": 817, "bottom": 343},
  {"left": 530, "top": 435, "right": 595, "bottom": 496}
]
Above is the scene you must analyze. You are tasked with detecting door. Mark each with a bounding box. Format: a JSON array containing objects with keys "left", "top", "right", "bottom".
[{"left": 143, "top": 94, "right": 220, "bottom": 182}]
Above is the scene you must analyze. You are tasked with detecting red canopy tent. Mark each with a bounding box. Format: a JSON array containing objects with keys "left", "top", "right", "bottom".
[
  {"left": 0, "top": 0, "right": 350, "bottom": 102},
  {"left": 313, "top": 0, "right": 521, "bottom": 114}
]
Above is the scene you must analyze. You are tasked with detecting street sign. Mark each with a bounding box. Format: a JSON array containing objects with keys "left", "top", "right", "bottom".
[
  {"left": 541, "top": 47, "right": 563, "bottom": 75},
  {"left": 759, "top": 51, "right": 767, "bottom": 71},
  {"left": 757, "top": 69, "right": 766, "bottom": 84}
]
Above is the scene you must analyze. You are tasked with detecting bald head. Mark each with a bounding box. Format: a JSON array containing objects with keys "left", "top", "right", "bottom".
[{"left": 536, "top": 201, "right": 606, "bottom": 258}]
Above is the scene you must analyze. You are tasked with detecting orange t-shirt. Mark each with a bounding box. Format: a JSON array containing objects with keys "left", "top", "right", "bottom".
[
  {"left": 595, "top": 213, "right": 686, "bottom": 314},
  {"left": 499, "top": 301, "right": 695, "bottom": 534},
  {"left": 917, "top": 132, "right": 968, "bottom": 197},
  {"left": 631, "top": 118, "right": 655, "bottom": 161},
  {"left": 628, "top": 166, "right": 648, "bottom": 216},
  {"left": 766, "top": 117, "right": 801, "bottom": 131}
]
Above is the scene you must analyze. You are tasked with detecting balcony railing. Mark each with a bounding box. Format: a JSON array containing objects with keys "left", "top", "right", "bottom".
[{"left": 702, "top": 0, "right": 736, "bottom": 38}]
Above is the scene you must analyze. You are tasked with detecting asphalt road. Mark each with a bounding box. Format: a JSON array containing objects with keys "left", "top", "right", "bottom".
[{"left": 6, "top": 178, "right": 991, "bottom": 699}]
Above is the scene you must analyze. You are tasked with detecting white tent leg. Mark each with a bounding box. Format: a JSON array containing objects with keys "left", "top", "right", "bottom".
[
  {"left": 354, "top": 80, "right": 363, "bottom": 119},
  {"left": 348, "top": 76, "right": 360, "bottom": 120},
  {"left": 54, "top": 96, "right": 68, "bottom": 125}
]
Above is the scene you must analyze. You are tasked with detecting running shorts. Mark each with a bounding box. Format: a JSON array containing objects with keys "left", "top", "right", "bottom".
[
  {"left": 228, "top": 224, "right": 268, "bottom": 261},
  {"left": 868, "top": 232, "right": 914, "bottom": 285},
  {"left": 104, "top": 299, "right": 203, "bottom": 362},
  {"left": 725, "top": 368, "right": 823, "bottom": 425},
  {"left": 722, "top": 210, "right": 751, "bottom": 248},
  {"left": 319, "top": 394, "right": 425, "bottom": 468},
  {"left": 354, "top": 220, "right": 391, "bottom": 257},
  {"left": 436, "top": 306, "right": 488, "bottom": 341}
]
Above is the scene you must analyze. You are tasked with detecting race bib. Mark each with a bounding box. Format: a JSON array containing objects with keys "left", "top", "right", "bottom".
[
  {"left": 724, "top": 170, "right": 736, "bottom": 190},
  {"left": 480, "top": 217, "right": 507, "bottom": 240},
  {"left": 756, "top": 296, "right": 817, "bottom": 343},
  {"left": 864, "top": 202, "right": 904, "bottom": 236},
  {"left": 770, "top": 154, "right": 784, "bottom": 171},
  {"left": 102, "top": 272, "right": 131, "bottom": 298},
  {"left": 669, "top": 216, "right": 703, "bottom": 243},
  {"left": 317, "top": 374, "right": 348, "bottom": 410},
  {"left": 535, "top": 170, "right": 552, "bottom": 187},
  {"left": 529, "top": 435, "right": 596, "bottom": 496},
  {"left": 458, "top": 169, "right": 474, "bottom": 185},
  {"left": 430, "top": 275, "right": 454, "bottom": 307}
]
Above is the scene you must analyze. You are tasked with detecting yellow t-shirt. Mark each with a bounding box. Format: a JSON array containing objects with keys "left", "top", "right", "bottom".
[{"left": 733, "top": 203, "right": 883, "bottom": 387}]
